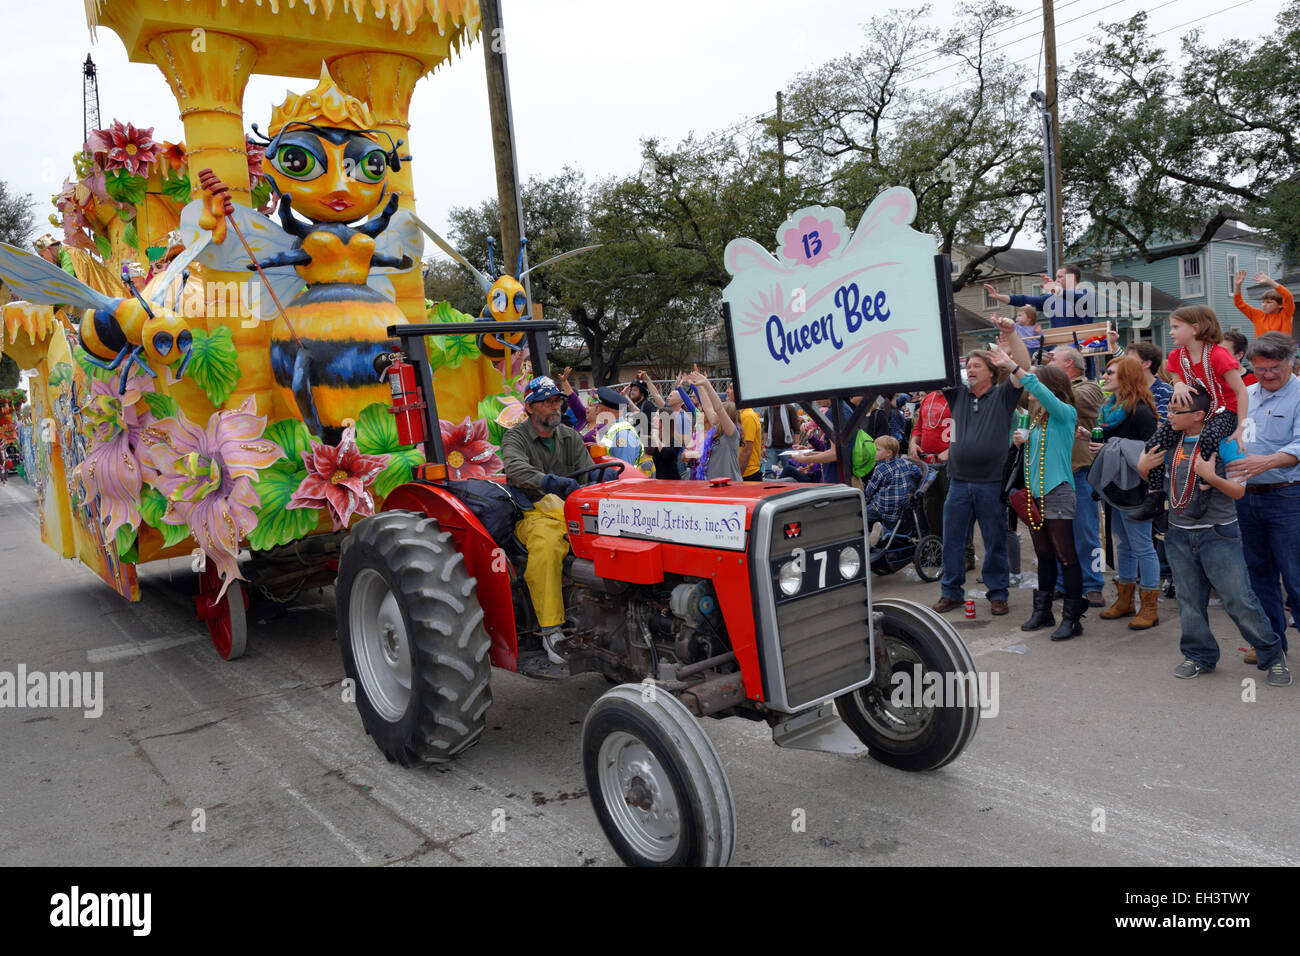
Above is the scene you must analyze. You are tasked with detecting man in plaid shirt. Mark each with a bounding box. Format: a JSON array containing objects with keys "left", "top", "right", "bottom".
[{"left": 865, "top": 437, "right": 923, "bottom": 544}]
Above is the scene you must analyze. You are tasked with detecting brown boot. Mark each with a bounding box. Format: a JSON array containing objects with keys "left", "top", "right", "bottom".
[
  {"left": 1129, "top": 588, "right": 1160, "bottom": 630},
  {"left": 1100, "top": 580, "right": 1136, "bottom": 619}
]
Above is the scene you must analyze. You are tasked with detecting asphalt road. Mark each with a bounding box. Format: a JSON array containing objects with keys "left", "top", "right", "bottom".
[{"left": 1, "top": 477, "right": 1296, "bottom": 867}]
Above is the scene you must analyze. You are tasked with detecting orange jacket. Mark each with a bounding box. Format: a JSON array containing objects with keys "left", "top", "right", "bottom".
[{"left": 1234, "top": 284, "right": 1294, "bottom": 336}]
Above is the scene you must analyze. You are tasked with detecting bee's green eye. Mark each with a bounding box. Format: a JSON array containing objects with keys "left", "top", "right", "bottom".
[
  {"left": 273, "top": 144, "right": 322, "bottom": 180},
  {"left": 354, "top": 150, "right": 388, "bottom": 183}
]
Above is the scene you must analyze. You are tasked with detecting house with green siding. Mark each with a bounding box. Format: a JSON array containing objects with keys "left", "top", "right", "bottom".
[{"left": 1087, "top": 224, "right": 1291, "bottom": 351}]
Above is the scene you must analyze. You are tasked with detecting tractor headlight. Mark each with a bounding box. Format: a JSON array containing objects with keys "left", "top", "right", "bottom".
[
  {"left": 838, "top": 546, "right": 861, "bottom": 580},
  {"left": 778, "top": 560, "right": 802, "bottom": 596}
]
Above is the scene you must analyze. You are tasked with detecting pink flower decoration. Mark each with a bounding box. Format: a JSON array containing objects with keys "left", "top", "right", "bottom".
[
  {"left": 91, "top": 121, "right": 164, "bottom": 177},
  {"left": 780, "top": 214, "right": 842, "bottom": 266},
  {"left": 139, "top": 398, "right": 284, "bottom": 599},
  {"left": 72, "top": 374, "right": 157, "bottom": 541},
  {"left": 246, "top": 137, "right": 266, "bottom": 183},
  {"left": 440, "top": 417, "right": 503, "bottom": 480},
  {"left": 287, "top": 425, "right": 389, "bottom": 532}
]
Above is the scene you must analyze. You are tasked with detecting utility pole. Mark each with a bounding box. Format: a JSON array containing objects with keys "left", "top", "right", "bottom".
[
  {"left": 775, "top": 91, "right": 786, "bottom": 208},
  {"left": 481, "top": 0, "right": 531, "bottom": 300},
  {"left": 1042, "top": 0, "right": 1064, "bottom": 272},
  {"left": 83, "top": 55, "right": 100, "bottom": 144}
]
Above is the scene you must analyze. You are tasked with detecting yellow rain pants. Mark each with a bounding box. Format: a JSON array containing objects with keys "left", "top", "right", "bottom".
[{"left": 515, "top": 493, "right": 569, "bottom": 628}]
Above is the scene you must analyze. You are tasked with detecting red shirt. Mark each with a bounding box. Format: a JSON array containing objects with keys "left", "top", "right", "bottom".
[
  {"left": 1243, "top": 371, "right": 1258, "bottom": 386},
  {"left": 914, "top": 391, "right": 952, "bottom": 460},
  {"left": 1167, "top": 344, "right": 1240, "bottom": 413}
]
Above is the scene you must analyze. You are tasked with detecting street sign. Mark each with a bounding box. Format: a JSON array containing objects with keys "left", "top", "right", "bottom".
[{"left": 721, "top": 187, "right": 957, "bottom": 407}]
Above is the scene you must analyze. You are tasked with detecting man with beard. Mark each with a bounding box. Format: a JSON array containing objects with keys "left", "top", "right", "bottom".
[{"left": 503, "top": 376, "right": 597, "bottom": 662}]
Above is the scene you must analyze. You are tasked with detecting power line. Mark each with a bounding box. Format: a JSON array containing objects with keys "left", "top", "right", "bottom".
[{"left": 897, "top": 0, "right": 1091, "bottom": 74}]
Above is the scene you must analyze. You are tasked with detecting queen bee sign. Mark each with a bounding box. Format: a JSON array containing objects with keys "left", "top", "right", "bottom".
[{"left": 722, "top": 187, "right": 958, "bottom": 405}]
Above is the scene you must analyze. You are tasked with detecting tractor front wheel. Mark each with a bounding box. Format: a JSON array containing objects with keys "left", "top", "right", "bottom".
[
  {"left": 582, "top": 685, "right": 735, "bottom": 867},
  {"left": 336, "top": 511, "right": 493, "bottom": 766},
  {"left": 836, "top": 598, "right": 980, "bottom": 771}
]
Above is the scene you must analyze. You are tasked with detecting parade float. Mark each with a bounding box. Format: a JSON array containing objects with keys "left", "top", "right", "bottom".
[{"left": 0, "top": 0, "right": 526, "bottom": 658}]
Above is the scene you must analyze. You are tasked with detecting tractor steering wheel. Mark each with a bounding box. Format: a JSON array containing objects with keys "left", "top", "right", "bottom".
[{"left": 566, "top": 461, "right": 625, "bottom": 485}]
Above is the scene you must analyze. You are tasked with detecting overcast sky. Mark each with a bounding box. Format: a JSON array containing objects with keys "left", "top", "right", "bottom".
[{"left": 0, "top": 0, "right": 1288, "bottom": 252}]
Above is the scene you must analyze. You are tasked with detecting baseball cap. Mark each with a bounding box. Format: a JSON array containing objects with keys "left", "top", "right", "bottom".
[{"left": 524, "top": 376, "right": 562, "bottom": 404}]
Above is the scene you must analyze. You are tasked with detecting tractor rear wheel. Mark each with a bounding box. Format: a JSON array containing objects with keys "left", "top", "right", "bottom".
[
  {"left": 582, "top": 685, "right": 735, "bottom": 867},
  {"left": 337, "top": 511, "right": 492, "bottom": 766},
  {"left": 835, "top": 598, "right": 980, "bottom": 771}
]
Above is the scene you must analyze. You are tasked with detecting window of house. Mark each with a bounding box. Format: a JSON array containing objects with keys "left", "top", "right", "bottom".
[
  {"left": 1179, "top": 255, "right": 1204, "bottom": 298},
  {"left": 1256, "top": 256, "right": 1271, "bottom": 276},
  {"left": 1226, "top": 252, "right": 1238, "bottom": 288}
]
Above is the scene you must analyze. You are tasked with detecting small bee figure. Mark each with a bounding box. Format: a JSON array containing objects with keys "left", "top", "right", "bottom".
[
  {"left": 415, "top": 226, "right": 600, "bottom": 361},
  {"left": 0, "top": 242, "right": 193, "bottom": 394}
]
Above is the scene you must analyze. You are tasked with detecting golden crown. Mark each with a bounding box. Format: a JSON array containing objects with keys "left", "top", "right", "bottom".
[{"left": 268, "top": 64, "right": 378, "bottom": 137}]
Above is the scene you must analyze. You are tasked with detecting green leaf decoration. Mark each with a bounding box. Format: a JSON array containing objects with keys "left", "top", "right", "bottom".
[
  {"left": 263, "top": 418, "right": 316, "bottom": 470},
  {"left": 374, "top": 447, "right": 425, "bottom": 499},
  {"left": 94, "top": 233, "right": 111, "bottom": 259},
  {"left": 187, "top": 326, "right": 241, "bottom": 407},
  {"left": 477, "top": 395, "right": 507, "bottom": 447},
  {"left": 138, "top": 487, "right": 191, "bottom": 548},
  {"left": 442, "top": 333, "right": 480, "bottom": 368},
  {"left": 429, "top": 301, "right": 474, "bottom": 324},
  {"left": 143, "top": 392, "right": 179, "bottom": 420},
  {"left": 123, "top": 220, "right": 139, "bottom": 250},
  {"left": 160, "top": 171, "right": 192, "bottom": 204},
  {"left": 354, "top": 401, "right": 400, "bottom": 456},
  {"left": 248, "top": 466, "right": 320, "bottom": 552},
  {"left": 250, "top": 178, "right": 273, "bottom": 207},
  {"left": 48, "top": 362, "right": 74, "bottom": 388},
  {"left": 104, "top": 170, "right": 148, "bottom": 206},
  {"left": 115, "top": 523, "right": 138, "bottom": 562},
  {"left": 73, "top": 346, "right": 116, "bottom": 383}
]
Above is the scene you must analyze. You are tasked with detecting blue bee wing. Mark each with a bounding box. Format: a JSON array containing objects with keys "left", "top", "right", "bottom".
[
  {"left": 177, "top": 200, "right": 306, "bottom": 322},
  {"left": 364, "top": 208, "right": 424, "bottom": 304},
  {"left": 0, "top": 242, "right": 119, "bottom": 311}
]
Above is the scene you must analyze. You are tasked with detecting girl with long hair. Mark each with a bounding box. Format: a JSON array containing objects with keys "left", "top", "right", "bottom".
[
  {"left": 1091, "top": 356, "right": 1161, "bottom": 628},
  {"left": 987, "top": 344, "right": 1087, "bottom": 639}
]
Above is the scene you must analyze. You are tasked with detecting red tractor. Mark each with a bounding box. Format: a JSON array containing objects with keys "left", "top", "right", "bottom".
[{"left": 336, "top": 320, "right": 979, "bottom": 866}]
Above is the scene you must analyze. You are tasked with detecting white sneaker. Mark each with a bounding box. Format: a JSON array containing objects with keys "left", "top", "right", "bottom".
[
  {"left": 541, "top": 627, "right": 566, "bottom": 665},
  {"left": 868, "top": 522, "right": 883, "bottom": 547}
]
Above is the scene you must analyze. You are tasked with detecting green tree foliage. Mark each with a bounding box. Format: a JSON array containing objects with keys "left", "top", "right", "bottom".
[
  {"left": 0, "top": 180, "right": 34, "bottom": 248},
  {"left": 1061, "top": 3, "right": 1300, "bottom": 261},
  {"left": 422, "top": 257, "right": 482, "bottom": 316},
  {"left": 780, "top": 2, "right": 1044, "bottom": 289}
]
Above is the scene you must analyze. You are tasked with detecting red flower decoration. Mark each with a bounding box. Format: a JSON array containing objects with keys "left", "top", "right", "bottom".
[
  {"left": 439, "top": 417, "right": 502, "bottom": 480},
  {"left": 246, "top": 137, "right": 266, "bottom": 183},
  {"left": 287, "top": 425, "right": 390, "bottom": 531},
  {"left": 89, "top": 121, "right": 164, "bottom": 177}
]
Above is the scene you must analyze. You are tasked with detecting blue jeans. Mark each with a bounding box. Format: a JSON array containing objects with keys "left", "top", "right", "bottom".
[
  {"left": 1112, "top": 510, "right": 1159, "bottom": 589},
  {"left": 1060, "top": 467, "right": 1104, "bottom": 592},
  {"left": 1164, "top": 522, "right": 1284, "bottom": 672},
  {"left": 941, "top": 478, "right": 1009, "bottom": 602},
  {"left": 1235, "top": 485, "right": 1300, "bottom": 653}
]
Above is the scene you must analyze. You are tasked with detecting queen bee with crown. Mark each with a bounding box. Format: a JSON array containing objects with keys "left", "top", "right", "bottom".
[{"left": 198, "top": 66, "right": 417, "bottom": 444}]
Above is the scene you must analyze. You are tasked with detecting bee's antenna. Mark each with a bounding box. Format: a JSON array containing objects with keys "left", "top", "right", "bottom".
[
  {"left": 120, "top": 265, "right": 155, "bottom": 319},
  {"left": 486, "top": 237, "right": 497, "bottom": 279},
  {"left": 516, "top": 237, "right": 527, "bottom": 279}
]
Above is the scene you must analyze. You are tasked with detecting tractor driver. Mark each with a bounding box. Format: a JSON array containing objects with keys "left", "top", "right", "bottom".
[{"left": 502, "top": 376, "right": 596, "bottom": 664}]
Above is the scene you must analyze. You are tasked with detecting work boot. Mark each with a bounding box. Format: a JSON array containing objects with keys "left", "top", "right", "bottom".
[
  {"left": 1021, "top": 589, "right": 1055, "bottom": 631},
  {"left": 1100, "top": 580, "right": 1136, "bottom": 619},
  {"left": 1050, "top": 597, "right": 1089, "bottom": 641},
  {"left": 1129, "top": 588, "right": 1160, "bottom": 630},
  {"left": 1128, "top": 489, "right": 1166, "bottom": 522}
]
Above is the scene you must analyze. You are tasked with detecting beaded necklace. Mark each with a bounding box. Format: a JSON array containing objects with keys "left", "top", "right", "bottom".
[
  {"left": 1022, "top": 410, "right": 1049, "bottom": 531},
  {"left": 1178, "top": 342, "right": 1225, "bottom": 415},
  {"left": 1170, "top": 432, "right": 1203, "bottom": 512}
]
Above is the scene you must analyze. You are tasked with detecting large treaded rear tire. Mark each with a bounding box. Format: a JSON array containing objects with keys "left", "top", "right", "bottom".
[{"left": 337, "top": 511, "right": 493, "bottom": 766}]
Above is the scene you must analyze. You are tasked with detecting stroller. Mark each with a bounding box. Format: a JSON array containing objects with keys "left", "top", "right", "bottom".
[{"left": 868, "top": 463, "right": 943, "bottom": 582}]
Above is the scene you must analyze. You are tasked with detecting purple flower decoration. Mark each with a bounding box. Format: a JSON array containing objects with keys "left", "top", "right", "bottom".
[
  {"left": 72, "top": 374, "right": 156, "bottom": 540},
  {"left": 140, "top": 398, "right": 283, "bottom": 599}
]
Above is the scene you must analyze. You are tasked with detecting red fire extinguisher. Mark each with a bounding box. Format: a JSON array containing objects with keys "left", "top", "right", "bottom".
[{"left": 383, "top": 350, "right": 427, "bottom": 446}]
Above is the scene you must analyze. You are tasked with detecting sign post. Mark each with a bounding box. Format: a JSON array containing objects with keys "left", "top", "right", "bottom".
[{"left": 721, "top": 188, "right": 959, "bottom": 484}]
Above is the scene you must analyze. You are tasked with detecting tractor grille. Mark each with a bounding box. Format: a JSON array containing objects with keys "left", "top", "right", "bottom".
[{"left": 753, "top": 489, "right": 874, "bottom": 713}]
